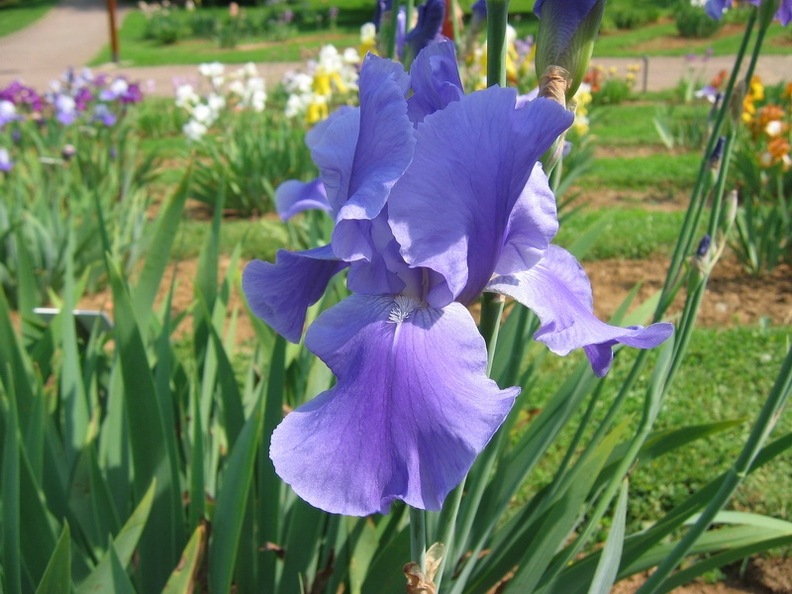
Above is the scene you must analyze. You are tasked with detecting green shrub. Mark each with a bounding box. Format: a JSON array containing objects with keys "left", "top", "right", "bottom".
[{"left": 674, "top": 1, "right": 722, "bottom": 38}]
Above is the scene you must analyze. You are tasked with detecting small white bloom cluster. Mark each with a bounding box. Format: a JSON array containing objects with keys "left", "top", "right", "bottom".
[
  {"left": 175, "top": 62, "right": 267, "bottom": 141},
  {"left": 282, "top": 45, "right": 361, "bottom": 124},
  {"left": 138, "top": 0, "right": 174, "bottom": 17}
]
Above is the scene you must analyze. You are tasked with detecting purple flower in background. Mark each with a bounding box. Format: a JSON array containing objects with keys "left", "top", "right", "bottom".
[
  {"left": 0, "top": 81, "right": 43, "bottom": 112},
  {"left": 93, "top": 103, "right": 117, "bottom": 126},
  {"left": 74, "top": 86, "right": 93, "bottom": 111},
  {"left": 0, "top": 147, "right": 13, "bottom": 172},
  {"left": 244, "top": 43, "right": 672, "bottom": 516},
  {"left": 54, "top": 94, "right": 79, "bottom": 125},
  {"left": 373, "top": 0, "right": 392, "bottom": 30},
  {"left": 0, "top": 100, "right": 20, "bottom": 128},
  {"left": 404, "top": 0, "right": 446, "bottom": 59},
  {"left": 706, "top": 0, "right": 791, "bottom": 25}
]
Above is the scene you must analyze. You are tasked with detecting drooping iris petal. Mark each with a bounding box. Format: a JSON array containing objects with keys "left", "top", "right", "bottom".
[
  {"left": 274, "top": 178, "right": 331, "bottom": 221},
  {"left": 389, "top": 91, "right": 573, "bottom": 307},
  {"left": 407, "top": 40, "right": 465, "bottom": 124},
  {"left": 270, "top": 294, "right": 519, "bottom": 516},
  {"left": 494, "top": 163, "right": 558, "bottom": 277},
  {"left": 487, "top": 245, "right": 674, "bottom": 377},
  {"left": 242, "top": 245, "right": 347, "bottom": 343}
]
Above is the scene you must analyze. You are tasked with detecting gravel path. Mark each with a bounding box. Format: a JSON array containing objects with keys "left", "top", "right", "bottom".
[{"left": 1, "top": 0, "right": 791, "bottom": 95}]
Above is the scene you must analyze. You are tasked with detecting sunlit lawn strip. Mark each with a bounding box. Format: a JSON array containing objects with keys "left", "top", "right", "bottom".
[
  {"left": 593, "top": 19, "right": 792, "bottom": 56},
  {"left": 518, "top": 324, "right": 792, "bottom": 535},
  {"left": 88, "top": 9, "right": 361, "bottom": 66},
  {"left": 0, "top": 0, "right": 58, "bottom": 38}
]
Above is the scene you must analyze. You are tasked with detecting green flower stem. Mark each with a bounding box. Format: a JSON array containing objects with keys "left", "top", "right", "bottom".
[
  {"left": 706, "top": 130, "right": 737, "bottom": 241},
  {"left": 479, "top": 292, "right": 506, "bottom": 374},
  {"left": 744, "top": 4, "right": 773, "bottom": 85},
  {"left": 655, "top": 8, "right": 757, "bottom": 319},
  {"left": 410, "top": 506, "right": 427, "bottom": 572},
  {"left": 433, "top": 293, "right": 504, "bottom": 585},
  {"left": 486, "top": 0, "right": 510, "bottom": 88},
  {"left": 433, "top": 481, "right": 465, "bottom": 591},
  {"left": 637, "top": 343, "right": 792, "bottom": 594}
]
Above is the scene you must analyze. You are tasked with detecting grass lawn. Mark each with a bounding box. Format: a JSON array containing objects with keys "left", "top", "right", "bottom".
[
  {"left": 0, "top": 0, "right": 58, "bottom": 38},
  {"left": 520, "top": 324, "right": 792, "bottom": 533}
]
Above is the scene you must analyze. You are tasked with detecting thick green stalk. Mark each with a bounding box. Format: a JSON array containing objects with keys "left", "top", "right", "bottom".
[
  {"left": 486, "top": 0, "right": 509, "bottom": 88},
  {"left": 436, "top": 293, "right": 505, "bottom": 590},
  {"left": 410, "top": 506, "right": 427, "bottom": 572}
]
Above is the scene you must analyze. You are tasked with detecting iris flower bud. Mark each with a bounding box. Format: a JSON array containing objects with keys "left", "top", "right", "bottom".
[{"left": 534, "top": 0, "right": 606, "bottom": 100}]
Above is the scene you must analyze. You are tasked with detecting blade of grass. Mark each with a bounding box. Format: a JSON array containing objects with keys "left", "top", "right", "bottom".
[
  {"left": 76, "top": 480, "right": 157, "bottom": 594},
  {"left": 35, "top": 523, "right": 72, "bottom": 594},
  {"left": 162, "top": 525, "right": 207, "bottom": 594}
]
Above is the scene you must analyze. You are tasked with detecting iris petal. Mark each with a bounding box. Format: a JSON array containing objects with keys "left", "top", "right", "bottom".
[
  {"left": 389, "top": 90, "right": 573, "bottom": 307},
  {"left": 275, "top": 178, "right": 331, "bottom": 221},
  {"left": 487, "top": 245, "right": 673, "bottom": 376},
  {"left": 270, "top": 294, "right": 518, "bottom": 516},
  {"left": 242, "top": 245, "right": 347, "bottom": 343},
  {"left": 407, "top": 40, "right": 465, "bottom": 124},
  {"left": 311, "top": 54, "right": 415, "bottom": 263}
]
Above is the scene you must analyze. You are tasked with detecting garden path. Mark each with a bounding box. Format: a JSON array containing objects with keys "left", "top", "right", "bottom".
[{"left": 2, "top": 0, "right": 792, "bottom": 95}]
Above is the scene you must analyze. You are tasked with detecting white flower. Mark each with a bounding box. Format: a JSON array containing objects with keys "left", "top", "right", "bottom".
[
  {"left": 206, "top": 93, "right": 225, "bottom": 114},
  {"left": 360, "top": 22, "right": 376, "bottom": 44},
  {"left": 766, "top": 120, "right": 784, "bottom": 137},
  {"left": 183, "top": 119, "right": 208, "bottom": 141},
  {"left": 109, "top": 78, "right": 129, "bottom": 97},
  {"left": 0, "top": 100, "right": 16, "bottom": 120},
  {"left": 192, "top": 103, "right": 213, "bottom": 124},
  {"left": 175, "top": 83, "right": 199, "bottom": 108},
  {"left": 343, "top": 47, "right": 361, "bottom": 65},
  {"left": 285, "top": 93, "right": 309, "bottom": 118}
]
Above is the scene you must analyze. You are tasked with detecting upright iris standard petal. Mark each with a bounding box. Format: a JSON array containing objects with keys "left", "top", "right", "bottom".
[
  {"left": 275, "top": 178, "right": 331, "bottom": 221},
  {"left": 242, "top": 245, "right": 348, "bottom": 343},
  {"left": 403, "top": 0, "right": 446, "bottom": 62},
  {"left": 389, "top": 91, "right": 573, "bottom": 307},
  {"left": 486, "top": 245, "right": 674, "bottom": 377},
  {"left": 306, "top": 54, "right": 415, "bottom": 263},
  {"left": 406, "top": 40, "right": 465, "bottom": 124},
  {"left": 270, "top": 294, "right": 519, "bottom": 516}
]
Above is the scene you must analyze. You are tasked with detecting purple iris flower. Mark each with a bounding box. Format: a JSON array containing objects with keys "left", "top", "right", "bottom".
[
  {"left": 244, "top": 42, "right": 672, "bottom": 516},
  {"left": 54, "top": 94, "right": 79, "bottom": 125},
  {"left": 404, "top": 0, "right": 446, "bottom": 58},
  {"left": 75, "top": 86, "right": 93, "bottom": 111},
  {"left": 93, "top": 103, "right": 117, "bottom": 127},
  {"left": 0, "top": 81, "right": 43, "bottom": 112},
  {"left": 706, "top": 0, "right": 791, "bottom": 25}
]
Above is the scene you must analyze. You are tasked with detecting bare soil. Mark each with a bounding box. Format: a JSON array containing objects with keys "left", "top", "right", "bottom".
[{"left": 611, "top": 557, "right": 792, "bottom": 593}]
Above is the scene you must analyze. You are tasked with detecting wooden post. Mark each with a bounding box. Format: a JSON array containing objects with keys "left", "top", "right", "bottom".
[{"left": 107, "top": 0, "right": 120, "bottom": 63}]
